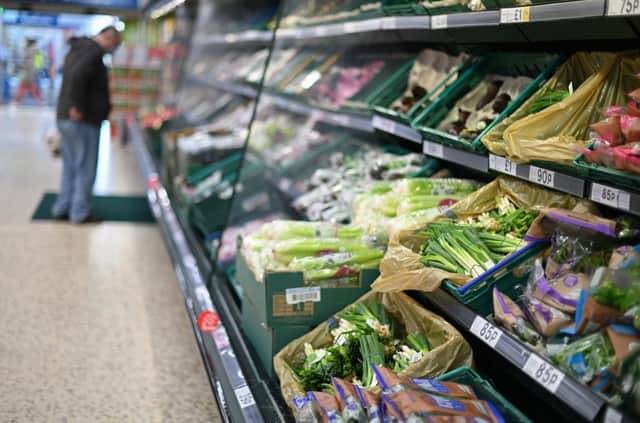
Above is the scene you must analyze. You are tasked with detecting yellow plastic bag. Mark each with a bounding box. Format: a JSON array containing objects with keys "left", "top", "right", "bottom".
[
  {"left": 273, "top": 290, "right": 473, "bottom": 413},
  {"left": 482, "top": 52, "right": 640, "bottom": 164},
  {"left": 372, "top": 176, "right": 595, "bottom": 293}
]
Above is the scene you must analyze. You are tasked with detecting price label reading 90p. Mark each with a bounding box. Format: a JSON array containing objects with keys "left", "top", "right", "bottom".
[
  {"left": 529, "top": 166, "right": 555, "bottom": 188},
  {"left": 607, "top": 0, "right": 640, "bottom": 16},
  {"left": 470, "top": 316, "right": 503, "bottom": 348},
  {"left": 522, "top": 354, "right": 565, "bottom": 393}
]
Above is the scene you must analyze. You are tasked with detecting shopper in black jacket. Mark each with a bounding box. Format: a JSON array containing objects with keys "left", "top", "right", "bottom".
[{"left": 52, "top": 26, "right": 121, "bottom": 223}]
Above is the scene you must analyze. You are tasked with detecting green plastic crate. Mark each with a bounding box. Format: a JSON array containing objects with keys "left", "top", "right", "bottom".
[
  {"left": 341, "top": 57, "right": 415, "bottom": 115},
  {"left": 421, "top": 0, "right": 500, "bottom": 15},
  {"left": 370, "top": 58, "right": 470, "bottom": 126},
  {"left": 186, "top": 151, "right": 243, "bottom": 187},
  {"left": 413, "top": 53, "right": 563, "bottom": 154},
  {"left": 436, "top": 367, "right": 533, "bottom": 423},
  {"left": 574, "top": 147, "right": 640, "bottom": 192},
  {"left": 382, "top": 1, "right": 429, "bottom": 16},
  {"left": 442, "top": 241, "right": 549, "bottom": 317}
]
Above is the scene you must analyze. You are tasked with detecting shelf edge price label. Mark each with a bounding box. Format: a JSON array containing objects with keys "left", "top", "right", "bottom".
[
  {"left": 606, "top": 0, "right": 640, "bottom": 15},
  {"left": 423, "top": 141, "right": 445, "bottom": 159},
  {"left": 522, "top": 353, "right": 565, "bottom": 393},
  {"left": 590, "top": 183, "right": 631, "bottom": 211},
  {"left": 431, "top": 14, "right": 448, "bottom": 29},
  {"left": 470, "top": 316, "right": 503, "bottom": 348},
  {"left": 234, "top": 385, "right": 257, "bottom": 409},
  {"left": 372, "top": 116, "right": 396, "bottom": 134},
  {"left": 528, "top": 165, "right": 555, "bottom": 188},
  {"left": 489, "top": 154, "right": 517, "bottom": 176},
  {"left": 381, "top": 17, "right": 398, "bottom": 30},
  {"left": 604, "top": 407, "right": 623, "bottom": 423},
  {"left": 500, "top": 6, "right": 531, "bottom": 23}
]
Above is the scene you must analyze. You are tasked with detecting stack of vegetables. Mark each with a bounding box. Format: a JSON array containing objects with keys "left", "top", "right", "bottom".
[
  {"left": 418, "top": 197, "right": 536, "bottom": 279},
  {"left": 293, "top": 151, "right": 429, "bottom": 223},
  {"left": 352, "top": 177, "right": 482, "bottom": 240},
  {"left": 241, "top": 220, "right": 386, "bottom": 286},
  {"left": 583, "top": 74, "right": 640, "bottom": 174},
  {"left": 491, "top": 211, "right": 639, "bottom": 415},
  {"left": 295, "top": 302, "right": 433, "bottom": 392},
  {"left": 295, "top": 366, "right": 509, "bottom": 423}
]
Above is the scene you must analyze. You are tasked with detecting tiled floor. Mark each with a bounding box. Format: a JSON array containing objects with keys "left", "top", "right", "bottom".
[{"left": 0, "top": 106, "right": 221, "bottom": 422}]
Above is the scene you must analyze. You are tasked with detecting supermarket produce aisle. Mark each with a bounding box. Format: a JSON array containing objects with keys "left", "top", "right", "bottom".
[{"left": 0, "top": 106, "right": 221, "bottom": 422}]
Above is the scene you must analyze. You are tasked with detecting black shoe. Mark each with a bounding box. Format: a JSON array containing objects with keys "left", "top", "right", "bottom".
[
  {"left": 53, "top": 213, "right": 69, "bottom": 221},
  {"left": 74, "top": 214, "right": 103, "bottom": 224}
]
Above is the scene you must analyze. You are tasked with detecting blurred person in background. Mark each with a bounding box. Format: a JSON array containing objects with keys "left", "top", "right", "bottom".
[
  {"left": 14, "top": 38, "right": 43, "bottom": 104},
  {"left": 52, "top": 26, "right": 122, "bottom": 224}
]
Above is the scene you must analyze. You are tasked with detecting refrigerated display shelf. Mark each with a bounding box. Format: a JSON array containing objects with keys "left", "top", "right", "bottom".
[
  {"left": 192, "top": 30, "right": 273, "bottom": 47},
  {"left": 414, "top": 289, "right": 635, "bottom": 423},
  {"left": 130, "top": 122, "right": 272, "bottom": 423},
  {"left": 271, "top": 0, "right": 638, "bottom": 44}
]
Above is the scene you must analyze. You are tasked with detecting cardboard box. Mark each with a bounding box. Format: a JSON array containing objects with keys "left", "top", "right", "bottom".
[
  {"left": 241, "top": 297, "right": 310, "bottom": 376},
  {"left": 235, "top": 251, "right": 379, "bottom": 327}
]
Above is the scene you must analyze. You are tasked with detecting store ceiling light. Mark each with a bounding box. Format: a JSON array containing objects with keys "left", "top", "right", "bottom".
[{"left": 150, "top": 0, "right": 186, "bottom": 19}]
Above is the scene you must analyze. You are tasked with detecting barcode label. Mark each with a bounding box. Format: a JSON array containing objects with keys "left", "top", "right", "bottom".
[
  {"left": 286, "top": 287, "right": 321, "bottom": 304},
  {"left": 234, "top": 385, "right": 256, "bottom": 409}
]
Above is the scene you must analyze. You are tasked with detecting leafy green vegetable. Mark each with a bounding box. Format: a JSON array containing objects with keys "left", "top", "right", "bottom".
[
  {"left": 297, "top": 343, "right": 358, "bottom": 392},
  {"left": 529, "top": 89, "right": 570, "bottom": 114},
  {"left": 359, "top": 333, "right": 386, "bottom": 388}
]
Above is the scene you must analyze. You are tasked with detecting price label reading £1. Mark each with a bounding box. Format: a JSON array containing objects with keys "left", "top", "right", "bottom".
[
  {"left": 489, "top": 155, "right": 517, "bottom": 176},
  {"left": 522, "top": 354, "right": 565, "bottom": 393},
  {"left": 470, "top": 316, "right": 503, "bottom": 348}
]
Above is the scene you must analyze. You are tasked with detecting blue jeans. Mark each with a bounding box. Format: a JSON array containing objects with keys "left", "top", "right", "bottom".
[{"left": 52, "top": 120, "right": 100, "bottom": 222}]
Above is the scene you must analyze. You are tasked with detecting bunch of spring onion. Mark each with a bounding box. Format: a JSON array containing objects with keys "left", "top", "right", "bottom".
[
  {"left": 419, "top": 221, "right": 526, "bottom": 277},
  {"left": 461, "top": 197, "right": 539, "bottom": 239},
  {"left": 298, "top": 303, "right": 433, "bottom": 391}
]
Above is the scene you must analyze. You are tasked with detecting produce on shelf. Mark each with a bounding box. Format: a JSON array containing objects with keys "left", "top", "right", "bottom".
[
  {"left": 482, "top": 52, "right": 640, "bottom": 164},
  {"left": 438, "top": 75, "right": 533, "bottom": 140},
  {"left": 582, "top": 73, "right": 640, "bottom": 174},
  {"left": 372, "top": 177, "right": 591, "bottom": 293},
  {"left": 391, "top": 49, "right": 466, "bottom": 114},
  {"left": 352, "top": 177, "right": 482, "bottom": 241},
  {"left": 293, "top": 151, "right": 431, "bottom": 223},
  {"left": 274, "top": 291, "right": 473, "bottom": 413},
  {"left": 311, "top": 59, "right": 386, "bottom": 109},
  {"left": 240, "top": 220, "right": 385, "bottom": 285},
  {"left": 489, "top": 209, "right": 640, "bottom": 411},
  {"left": 215, "top": 213, "right": 285, "bottom": 266},
  {"left": 421, "top": 0, "right": 490, "bottom": 13}
]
